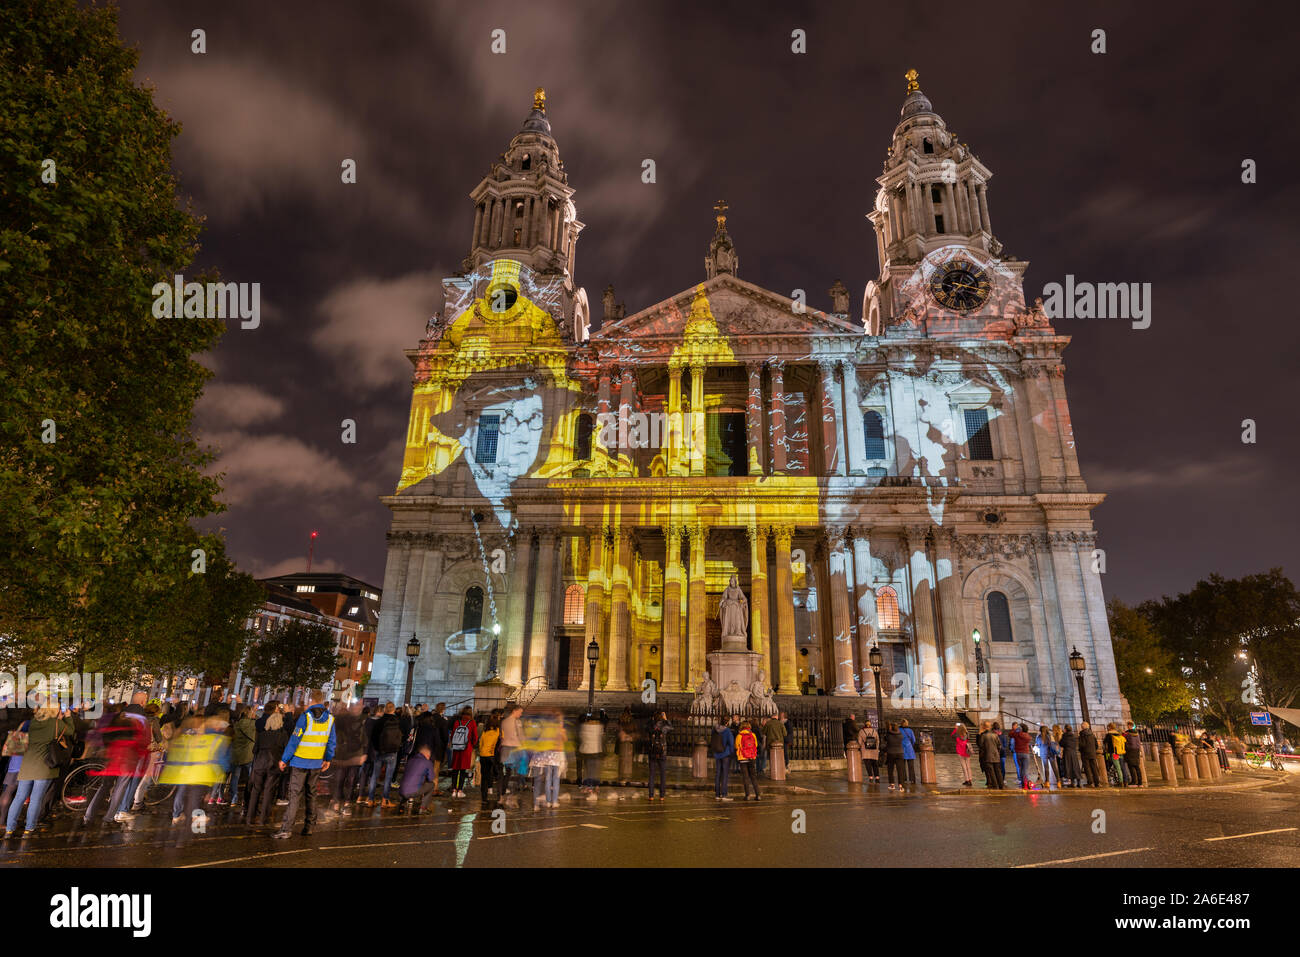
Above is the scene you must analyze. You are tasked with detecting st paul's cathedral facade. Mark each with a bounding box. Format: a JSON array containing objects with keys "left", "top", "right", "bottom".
[{"left": 366, "top": 75, "right": 1123, "bottom": 727}]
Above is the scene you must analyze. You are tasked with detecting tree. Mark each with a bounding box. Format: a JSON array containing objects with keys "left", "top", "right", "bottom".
[
  {"left": 242, "top": 620, "right": 342, "bottom": 699},
  {"left": 1140, "top": 569, "right": 1300, "bottom": 736},
  {"left": 0, "top": 0, "right": 224, "bottom": 674},
  {"left": 1108, "top": 599, "right": 1191, "bottom": 724}
]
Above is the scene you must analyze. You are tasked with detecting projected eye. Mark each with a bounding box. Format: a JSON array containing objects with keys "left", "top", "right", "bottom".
[{"left": 487, "top": 283, "right": 519, "bottom": 313}]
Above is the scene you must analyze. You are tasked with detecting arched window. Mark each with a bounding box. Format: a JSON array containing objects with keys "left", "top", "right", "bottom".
[
  {"left": 521, "top": 152, "right": 531, "bottom": 171},
  {"left": 987, "top": 590, "right": 1013, "bottom": 642},
  {"left": 574, "top": 413, "right": 593, "bottom": 461},
  {"left": 562, "top": 584, "right": 585, "bottom": 624},
  {"left": 876, "top": 585, "right": 900, "bottom": 630},
  {"left": 461, "top": 586, "right": 484, "bottom": 633},
  {"left": 863, "top": 410, "right": 886, "bottom": 459},
  {"left": 922, "top": 137, "right": 934, "bottom": 154}
]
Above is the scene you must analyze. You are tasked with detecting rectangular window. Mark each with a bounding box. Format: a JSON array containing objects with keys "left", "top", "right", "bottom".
[
  {"left": 934, "top": 214, "right": 945, "bottom": 233},
  {"left": 475, "top": 414, "right": 501, "bottom": 464},
  {"left": 964, "top": 407, "right": 993, "bottom": 460}
]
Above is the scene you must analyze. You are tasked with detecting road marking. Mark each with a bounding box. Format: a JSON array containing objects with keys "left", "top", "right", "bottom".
[
  {"left": 1204, "top": 827, "right": 1297, "bottom": 842},
  {"left": 580, "top": 824, "right": 607, "bottom": 829},
  {"left": 178, "top": 848, "right": 315, "bottom": 868},
  {"left": 1014, "top": 847, "right": 1153, "bottom": 868}
]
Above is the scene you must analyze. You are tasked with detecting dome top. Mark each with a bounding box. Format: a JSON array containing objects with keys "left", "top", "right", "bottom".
[
  {"left": 899, "top": 68, "right": 935, "bottom": 118},
  {"left": 520, "top": 87, "right": 552, "bottom": 135}
]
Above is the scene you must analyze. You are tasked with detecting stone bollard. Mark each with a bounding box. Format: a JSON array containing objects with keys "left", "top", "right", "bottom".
[
  {"left": 769, "top": 742, "right": 787, "bottom": 781},
  {"left": 1159, "top": 743, "right": 1177, "bottom": 785},
  {"left": 846, "top": 741, "right": 862, "bottom": 783},
  {"left": 1208, "top": 751, "right": 1222, "bottom": 779},
  {"left": 691, "top": 741, "right": 707, "bottom": 779},
  {"left": 1195, "top": 749, "right": 1212, "bottom": 780},
  {"left": 1138, "top": 754, "right": 1148, "bottom": 786},
  {"left": 618, "top": 738, "right": 634, "bottom": 782},
  {"left": 1181, "top": 746, "right": 1199, "bottom": 781},
  {"left": 1146, "top": 741, "right": 1158, "bottom": 762},
  {"left": 918, "top": 733, "right": 937, "bottom": 785}
]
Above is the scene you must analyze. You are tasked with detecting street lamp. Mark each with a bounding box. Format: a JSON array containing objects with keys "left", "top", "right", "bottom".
[
  {"left": 487, "top": 621, "right": 502, "bottom": 679},
  {"left": 972, "top": 628, "right": 984, "bottom": 680},
  {"left": 586, "top": 639, "right": 600, "bottom": 716},
  {"left": 869, "top": 644, "right": 884, "bottom": 727},
  {"left": 1069, "top": 646, "right": 1090, "bottom": 725},
  {"left": 404, "top": 635, "right": 420, "bottom": 706}
]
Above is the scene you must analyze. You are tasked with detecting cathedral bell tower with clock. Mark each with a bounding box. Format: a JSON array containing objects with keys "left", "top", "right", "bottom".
[{"left": 863, "top": 70, "right": 1029, "bottom": 337}]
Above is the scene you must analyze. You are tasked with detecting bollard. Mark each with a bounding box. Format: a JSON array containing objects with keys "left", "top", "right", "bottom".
[
  {"left": 691, "top": 741, "right": 707, "bottom": 779},
  {"left": 846, "top": 741, "right": 862, "bottom": 783},
  {"left": 618, "top": 738, "right": 634, "bottom": 783},
  {"left": 1181, "top": 746, "right": 1199, "bottom": 781},
  {"left": 1158, "top": 743, "right": 1177, "bottom": 785},
  {"left": 1195, "top": 749, "right": 1212, "bottom": 780},
  {"left": 769, "top": 742, "right": 787, "bottom": 781},
  {"left": 1137, "top": 754, "right": 1148, "bottom": 787},
  {"left": 918, "top": 733, "right": 936, "bottom": 785},
  {"left": 1208, "top": 750, "right": 1222, "bottom": 779},
  {"left": 1146, "top": 741, "right": 1158, "bottom": 762}
]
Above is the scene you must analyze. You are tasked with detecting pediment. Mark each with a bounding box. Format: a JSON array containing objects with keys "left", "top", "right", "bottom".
[{"left": 595, "top": 274, "right": 863, "bottom": 345}]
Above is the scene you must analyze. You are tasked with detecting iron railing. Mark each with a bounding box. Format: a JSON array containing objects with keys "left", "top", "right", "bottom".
[{"left": 604, "top": 701, "right": 856, "bottom": 761}]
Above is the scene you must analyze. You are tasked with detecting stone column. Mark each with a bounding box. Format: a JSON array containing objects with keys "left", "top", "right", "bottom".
[
  {"left": 686, "top": 522, "right": 708, "bottom": 687},
  {"left": 934, "top": 530, "right": 967, "bottom": 699},
  {"left": 955, "top": 179, "right": 971, "bottom": 233},
  {"left": 745, "top": 361, "right": 764, "bottom": 476},
  {"left": 501, "top": 527, "right": 535, "bottom": 686},
  {"left": 905, "top": 527, "right": 942, "bottom": 705},
  {"left": 769, "top": 361, "right": 787, "bottom": 473},
  {"left": 525, "top": 531, "right": 558, "bottom": 686},
  {"left": 851, "top": 530, "right": 877, "bottom": 692},
  {"left": 661, "top": 524, "right": 684, "bottom": 692},
  {"left": 1047, "top": 366, "right": 1085, "bottom": 486},
  {"left": 841, "top": 360, "right": 866, "bottom": 475},
  {"left": 967, "top": 181, "right": 982, "bottom": 232},
  {"left": 595, "top": 368, "right": 613, "bottom": 471},
  {"left": 977, "top": 185, "right": 992, "bottom": 237},
  {"left": 667, "top": 359, "right": 684, "bottom": 475},
  {"left": 826, "top": 527, "right": 856, "bottom": 694},
  {"left": 818, "top": 360, "right": 841, "bottom": 476},
  {"left": 747, "top": 524, "right": 769, "bottom": 658},
  {"left": 772, "top": 524, "right": 799, "bottom": 694},
  {"left": 581, "top": 529, "right": 608, "bottom": 691},
  {"left": 472, "top": 204, "right": 484, "bottom": 248},
  {"left": 606, "top": 528, "right": 632, "bottom": 691},
  {"left": 689, "top": 360, "right": 706, "bottom": 476},
  {"left": 942, "top": 181, "right": 957, "bottom": 233},
  {"left": 617, "top": 367, "right": 636, "bottom": 474}
]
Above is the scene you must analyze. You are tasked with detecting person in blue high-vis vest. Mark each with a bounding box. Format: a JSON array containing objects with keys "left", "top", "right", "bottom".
[{"left": 273, "top": 690, "right": 336, "bottom": 839}]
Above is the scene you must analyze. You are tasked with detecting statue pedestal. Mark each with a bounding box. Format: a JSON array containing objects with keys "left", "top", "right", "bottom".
[{"left": 707, "top": 647, "right": 762, "bottom": 712}]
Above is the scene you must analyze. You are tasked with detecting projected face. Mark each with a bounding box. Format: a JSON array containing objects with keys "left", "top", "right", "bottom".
[{"left": 461, "top": 387, "right": 545, "bottom": 528}]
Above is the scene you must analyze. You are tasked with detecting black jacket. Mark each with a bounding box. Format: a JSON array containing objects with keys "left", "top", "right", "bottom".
[
  {"left": 1078, "top": 728, "right": 1099, "bottom": 757},
  {"left": 1060, "top": 729, "right": 1079, "bottom": 753},
  {"left": 254, "top": 714, "right": 291, "bottom": 756},
  {"left": 371, "top": 713, "right": 403, "bottom": 754}
]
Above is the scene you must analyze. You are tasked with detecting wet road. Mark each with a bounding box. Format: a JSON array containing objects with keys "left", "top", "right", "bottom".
[{"left": 2, "top": 772, "right": 1296, "bottom": 868}]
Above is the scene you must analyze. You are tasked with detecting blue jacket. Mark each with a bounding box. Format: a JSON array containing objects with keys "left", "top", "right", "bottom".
[
  {"left": 712, "top": 726, "right": 735, "bottom": 759},
  {"left": 900, "top": 727, "right": 917, "bottom": 760},
  {"left": 281, "top": 704, "right": 337, "bottom": 769},
  {"left": 399, "top": 753, "right": 436, "bottom": 797}
]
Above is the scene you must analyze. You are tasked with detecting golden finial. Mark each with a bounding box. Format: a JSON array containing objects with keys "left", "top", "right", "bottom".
[
  {"left": 533, "top": 87, "right": 546, "bottom": 112},
  {"left": 714, "top": 199, "right": 729, "bottom": 230},
  {"left": 905, "top": 68, "right": 919, "bottom": 94}
]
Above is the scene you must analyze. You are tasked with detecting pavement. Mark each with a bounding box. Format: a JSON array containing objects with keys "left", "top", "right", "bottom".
[{"left": 0, "top": 755, "right": 1293, "bottom": 868}]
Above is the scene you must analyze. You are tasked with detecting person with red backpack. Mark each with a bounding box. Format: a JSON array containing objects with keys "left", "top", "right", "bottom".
[{"left": 735, "top": 720, "right": 761, "bottom": 801}]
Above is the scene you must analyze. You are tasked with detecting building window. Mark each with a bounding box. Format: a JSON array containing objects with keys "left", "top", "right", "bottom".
[
  {"left": 930, "top": 184, "right": 942, "bottom": 202},
  {"left": 575, "top": 413, "right": 593, "bottom": 461},
  {"left": 521, "top": 153, "right": 531, "bottom": 171},
  {"left": 923, "top": 137, "right": 934, "bottom": 154},
  {"left": 462, "top": 586, "right": 484, "bottom": 633},
  {"left": 876, "top": 586, "right": 900, "bottom": 630},
  {"left": 963, "top": 407, "right": 993, "bottom": 460},
  {"left": 513, "top": 227, "right": 522, "bottom": 245},
  {"left": 348, "top": 605, "right": 359, "bottom": 615},
  {"left": 867, "top": 466, "right": 887, "bottom": 479},
  {"left": 475, "top": 414, "right": 501, "bottom": 464},
  {"left": 562, "top": 584, "right": 585, "bottom": 625},
  {"left": 863, "top": 410, "right": 886, "bottom": 459},
  {"left": 934, "top": 214, "right": 945, "bottom": 232},
  {"left": 987, "top": 590, "right": 1014, "bottom": 642}
]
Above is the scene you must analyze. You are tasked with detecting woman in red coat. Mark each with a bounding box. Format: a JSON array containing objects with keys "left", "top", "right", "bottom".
[
  {"left": 447, "top": 707, "right": 479, "bottom": 798},
  {"left": 86, "top": 707, "right": 151, "bottom": 824}
]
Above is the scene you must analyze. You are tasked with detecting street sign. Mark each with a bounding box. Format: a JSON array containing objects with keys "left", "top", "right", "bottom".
[{"left": 1250, "top": 711, "right": 1271, "bottom": 726}]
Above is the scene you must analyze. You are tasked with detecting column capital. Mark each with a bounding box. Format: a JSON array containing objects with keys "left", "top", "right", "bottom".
[
  {"left": 745, "top": 523, "right": 769, "bottom": 547},
  {"left": 771, "top": 523, "right": 795, "bottom": 548},
  {"left": 768, "top": 358, "right": 785, "bottom": 374},
  {"left": 667, "top": 356, "right": 685, "bottom": 373},
  {"left": 663, "top": 523, "right": 683, "bottom": 548},
  {"left": 687, "top": 358, "right": 707, "bottom": 376},
  {"left": 816, "top": 357, "right": 839, "bottom": 377},
  {"left": 822, "top": 524, "right": 848, "bottom": 551},
  {"left": 745, "top": 359, "right": 765, "bottom": 376}
]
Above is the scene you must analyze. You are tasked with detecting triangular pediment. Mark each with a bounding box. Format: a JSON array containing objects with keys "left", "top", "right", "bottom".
[{"left": 595, "top": 274, "right": 863, "bottom": 344}]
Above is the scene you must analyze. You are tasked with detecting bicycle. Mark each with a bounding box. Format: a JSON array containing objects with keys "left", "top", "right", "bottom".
[
  {"left": 1246, "top": 744, "right": 1285, "bottom": 772},
  {"left": 61, "top": 758, "right": 176, "bottom": 813}
]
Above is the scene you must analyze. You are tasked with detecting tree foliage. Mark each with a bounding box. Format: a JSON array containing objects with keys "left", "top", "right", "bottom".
[
  {"left": 1108, "top": 599, "right": 1192, "bottom": 724},
  {"left": 0, "top": 0, "right": 226, "bottom": 674},
  {"left": 242, "top": 619, "right": 342, "bottom": 697}
]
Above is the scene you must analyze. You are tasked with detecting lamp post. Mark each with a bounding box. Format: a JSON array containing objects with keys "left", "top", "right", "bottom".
[
  {"left": 1069, "top": 646, "right": 1089, "bottom": 725},
  {"left": 869, "top": 644, "right": 884, "bottom": 727},
  {"left": 586, "top": 639, "right": 600, "bottom": 716},
  {"left": 972, "top": 628, "right": 984, "bottom": 679},
  {"left": 404, "top": 635, "right": 421, "bottom": 706},
  {"left": 487, "top": 621, "right": 502, "bottom": 679}
]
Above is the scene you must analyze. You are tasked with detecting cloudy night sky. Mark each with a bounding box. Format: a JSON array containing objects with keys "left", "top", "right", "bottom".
[{"left": 112, "top": 0, "right": 1298, "bottom": 604}]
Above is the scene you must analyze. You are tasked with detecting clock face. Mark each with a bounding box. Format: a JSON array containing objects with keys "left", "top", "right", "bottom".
[{"left": 928, "top": 259, "right": 991, "bottom": 312}]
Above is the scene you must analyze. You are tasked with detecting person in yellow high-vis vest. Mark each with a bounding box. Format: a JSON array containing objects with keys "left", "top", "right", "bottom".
[
  {"left": 273, "top": 690, "right": 336, "bottom": 839},
  {"left": 161, "top": 716, "right": 231, "bottom": 826}
]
